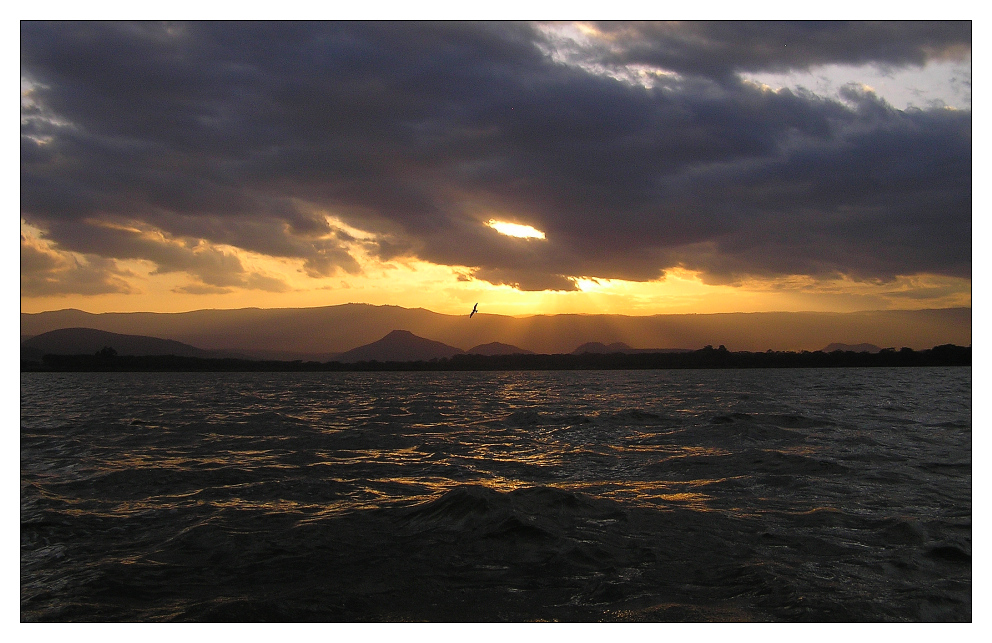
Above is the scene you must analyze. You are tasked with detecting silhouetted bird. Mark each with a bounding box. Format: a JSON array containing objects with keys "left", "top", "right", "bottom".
[{"left": 470, "top": 303, "right": 478, "bottom": 318}]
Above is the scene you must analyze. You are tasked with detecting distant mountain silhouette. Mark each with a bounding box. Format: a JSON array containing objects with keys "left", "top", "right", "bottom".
[
  {"left": 335, "top": 330, "right": 464, "bottom": 363},
  {"left": 821, "top": 343, "right": 882, "bottom": 353},
  {"left": 466, "top": 342, "right": 534, "bottom": 356},
  {"left": 572, "top": 341, "right": 634, "bottom": 354},
  {"left": 570, "top": 342, "right": 692, "bottom": 355},
  {"left": 21, "top": 328, "right": 222, "bottom": 359}
]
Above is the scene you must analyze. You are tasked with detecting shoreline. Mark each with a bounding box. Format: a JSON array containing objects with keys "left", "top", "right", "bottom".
[{"left": 21, "top": 344, "right": 971, "bottom": 373}]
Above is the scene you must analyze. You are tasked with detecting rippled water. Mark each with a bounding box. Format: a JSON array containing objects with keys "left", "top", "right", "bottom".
[{"left": 21, "top": 368, "right": 971, "bottom": 622}]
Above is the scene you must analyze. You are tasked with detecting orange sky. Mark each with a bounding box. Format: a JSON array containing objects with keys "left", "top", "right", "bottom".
[{"left": 20, "top": 217, "right": 971, "bottom": 317}]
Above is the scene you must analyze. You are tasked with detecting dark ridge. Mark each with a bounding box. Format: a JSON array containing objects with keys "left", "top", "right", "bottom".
[
  {"left": 572, "top": 341, "right": 693, "bottom": 355},
  {"left": 572, "top": 341, "right": 635, "bottom": 354},
  {"left": 466, "top": 342, "right": 535, "bottom": 356},
  {"left": 21, "top": 327, "right": 219, "bottom": 359},
  {"left": 22, "top": 344, "right": 971, "bottom": 372},
  {"left": 821, "top": 343, "right": 882, "bottom": 353}
]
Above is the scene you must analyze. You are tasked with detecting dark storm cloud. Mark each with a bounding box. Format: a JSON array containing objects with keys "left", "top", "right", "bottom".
[
  {"left": 20, "top": 21, "right": 971, "bottom": 293},
  {"left": 588, "top": 21, "right": 972, "bottom": 81}
]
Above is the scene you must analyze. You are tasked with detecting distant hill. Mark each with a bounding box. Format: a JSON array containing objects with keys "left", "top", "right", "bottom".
[
  {"left": 466, "top": 342, "right": 534, "bottom": 356},
  {"left": 21, "top": 328, "right": 219, "bottom": 360},
  {"left": 571, "top": 341, "right": 694, "bottom": 355},
  {"left": 335, "top": 330, "right": 464, "bottom": 363},
  {"left": 572, "top": 341, "right": 634, "bottom": 354},
  {"left": 822, "top": 343, "right": 883, "bottom": 353}
]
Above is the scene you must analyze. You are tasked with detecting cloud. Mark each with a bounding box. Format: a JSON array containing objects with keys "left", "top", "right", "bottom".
[
  {"left": 20, "top": 21, "right": 971, "bottom": 294},
  {"left": 172, "top": 284, "right": 233, "bottom": 295},
  {"left": 582, "top": 21, "right": 971, "bottom": 81},
  {"left": 20, "top": 234, "right": 135, "bottom": 296}
]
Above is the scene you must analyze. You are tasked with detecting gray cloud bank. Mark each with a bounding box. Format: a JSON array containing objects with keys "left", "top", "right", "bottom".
[{"left": 21, "top": 21, "right": 971, "bottom": 294}]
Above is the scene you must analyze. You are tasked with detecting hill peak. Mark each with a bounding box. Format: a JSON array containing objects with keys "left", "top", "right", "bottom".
[
  {"left": 336, "top": 329, "right": 464, "bottom": 362},
  {"left": 383, "top": 329, "right": 417, "bottom": 338}
]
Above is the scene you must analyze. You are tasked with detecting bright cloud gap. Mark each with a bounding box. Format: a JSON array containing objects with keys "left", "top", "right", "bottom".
[{"left": 486, "top": 220, "right": 547, "bottom": 240}]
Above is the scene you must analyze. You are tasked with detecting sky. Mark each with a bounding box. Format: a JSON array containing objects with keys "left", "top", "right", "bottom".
[{"left": 19, "top": 19, "right": 973, "bottom": 317}]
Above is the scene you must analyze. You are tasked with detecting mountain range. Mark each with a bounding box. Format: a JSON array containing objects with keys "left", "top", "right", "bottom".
[
  {"left": 20, "top": 326, "right": 957, "bottom": 366},
  {"left": 21, "top": 327, "right": 540, "bottom": 364},
  {"left": 20, "top": 303, "right": 971, "bottom": 359},
  {"left": 331, "top": 332, "right": 540, "bottom": 362}
]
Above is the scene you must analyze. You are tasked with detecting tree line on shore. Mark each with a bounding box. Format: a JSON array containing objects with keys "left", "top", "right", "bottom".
[{"left": 23, "top": 343, "right": 971, "bottom": 372}]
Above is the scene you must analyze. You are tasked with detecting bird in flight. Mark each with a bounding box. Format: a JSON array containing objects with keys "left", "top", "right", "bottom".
[{"left": 470, "top": 303, "right": 478, "bottom": 318}]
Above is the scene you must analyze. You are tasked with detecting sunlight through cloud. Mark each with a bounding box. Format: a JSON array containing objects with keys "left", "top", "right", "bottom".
[{"left": 486, "top": 220, "right": 547, "bottom": 240}]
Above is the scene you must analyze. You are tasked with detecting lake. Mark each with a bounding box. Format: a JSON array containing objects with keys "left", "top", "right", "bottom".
[{"left": 21, "top": 368, "right": 971, "bottom": 621}]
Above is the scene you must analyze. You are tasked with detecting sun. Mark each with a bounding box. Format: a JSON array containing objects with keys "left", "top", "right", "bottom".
[{"left": 486, "top": 219, "right": 547, "bottom": 240}]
